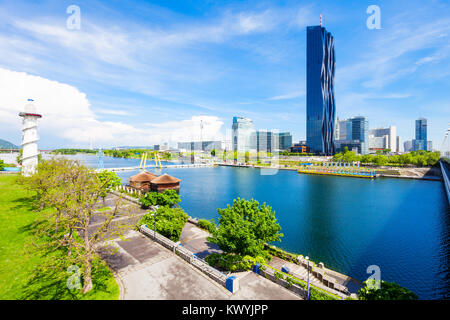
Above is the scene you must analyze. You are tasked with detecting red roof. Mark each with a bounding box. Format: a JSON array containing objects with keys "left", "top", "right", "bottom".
[
  {"left": 130, "top": 171, "right": 157, "bottom": 182},
  {"left": 150, "top": 173, "right": 181, "bottom": 184}
]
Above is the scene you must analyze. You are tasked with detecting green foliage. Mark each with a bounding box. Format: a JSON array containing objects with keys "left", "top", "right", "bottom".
[
  {"left": 265, "top": 245, "right": 299, "bottom": 264},
  {"left": 210, "top": 149, "right": 216, "bottom": 157},
  {"left": 0, "top": 175, "right": 119, "bottom": 300},
  {"left": 139, "top": 189, "right": 181, "bottom": 209},
  {"left": 0, "top": 160, "right": 4, "bottom": 171},
  {"left": 197, "top": 219, "right": 217, "bottom": 233},
  {"left": 275, "top": 271, "right": 285, "bottom": 280},
  {"left": 205, "top": 253, "right": 265, "bottom": 272},
  {"left": 97, "top": 170, "right": 122, "bottom": 200},
  {"left": 358, "top": 279, "right": 418, "bottom": 300},
  {"left": 52, "top": 149, "right": 97, "bottom": 155},
  {"left": 138, "top": 206, "right": 188, "bottom": 242},
  {"left": 333, "top": 149, "right": 441, "bottom": 167},
  {"left": 208, "top": 198, "right": 283, "bottom": 257},
  {"left": 373, "top": 154, "right": 388, "bottom": 166}
]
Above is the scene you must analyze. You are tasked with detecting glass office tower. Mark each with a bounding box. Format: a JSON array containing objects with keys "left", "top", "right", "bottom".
[
  {"left": 232, "top": 117, "right": 255, "bottom": 153},
  {"left": 414, "top": 118, "right": 427, "bottom": 151},
  {"left": 306, "top": 25, "right": 336, "bottom": 155}
]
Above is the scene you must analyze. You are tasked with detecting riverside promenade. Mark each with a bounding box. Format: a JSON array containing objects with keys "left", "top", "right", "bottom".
[{"left": 97, "top": 193, "right": 300, "bottom": 300}]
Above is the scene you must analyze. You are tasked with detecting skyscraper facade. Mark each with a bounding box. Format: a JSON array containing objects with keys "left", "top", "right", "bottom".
[
  {"left": 232, "top": 117, "right": 254, "bottom": 153},
  {"left": 250, "top": 130, "right": 293, "bottom": 153},
  {"left": 306, "top": 25, "right": 336, "bottom": 155},
  {"left": 334, "top": 116, "right": 369, "bottom": 155},
  {"left": 414, "top": 118, "right": 427, "bottom": 151}
]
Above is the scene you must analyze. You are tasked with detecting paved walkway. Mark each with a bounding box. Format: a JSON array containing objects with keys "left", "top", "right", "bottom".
[
  {"left": 98, "top": 231, "right": 300, "bottom": 300},
  {"left": 179, "top": 222, "right": 222, "bottom": 259}
]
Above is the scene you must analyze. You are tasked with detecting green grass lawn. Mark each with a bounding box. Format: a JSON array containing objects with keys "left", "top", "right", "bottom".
[{"left": 0, "top": 174, "right": 119, "bottom": 300}]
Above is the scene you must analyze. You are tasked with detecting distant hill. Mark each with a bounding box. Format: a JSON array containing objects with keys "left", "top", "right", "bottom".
[{"left": 0, "top": 139, "right": 19, "bottom": 149}]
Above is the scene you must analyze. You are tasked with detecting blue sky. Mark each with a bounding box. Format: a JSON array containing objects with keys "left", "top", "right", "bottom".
[{"left": 0, "top": 0, "right": 449, "bottom": 149}]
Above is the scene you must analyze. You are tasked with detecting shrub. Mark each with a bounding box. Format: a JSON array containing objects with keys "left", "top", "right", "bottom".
[
  {"left": 197, "top": 219, "right": 216, "bottom": 233},
  {"left": 139, "top": 189, "right": 181, "bottom": 209},
  {"left": 138, "top": 206, "right": 188, "bottom": 242},
  {"left": 358, "top": 279, "right": 418, "bottom": 300},
  {"left": 275, "top": 271, "right": 285, "bottom": 280},
  {"left": 205, "top": 253, "right": 265, "bottom": 272}
]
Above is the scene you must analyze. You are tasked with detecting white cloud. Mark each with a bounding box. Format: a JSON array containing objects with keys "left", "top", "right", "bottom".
[
  {"left": 267, "top": 90, "right": 305, "bottom": 101},
  {"left": 0, "top": 67, "right": 224, "bottom": 147}
]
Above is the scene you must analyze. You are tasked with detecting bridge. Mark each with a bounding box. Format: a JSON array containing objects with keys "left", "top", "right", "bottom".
[{"left": 95, "top": 163, "right": 214, "bottom": 173}]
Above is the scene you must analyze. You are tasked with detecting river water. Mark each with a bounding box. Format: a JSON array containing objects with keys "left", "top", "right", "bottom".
[{"left": 51, "top": 153, "right": 449, "bottom": 299}]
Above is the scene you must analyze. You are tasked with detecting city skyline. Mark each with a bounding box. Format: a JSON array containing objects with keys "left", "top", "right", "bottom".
[{"left": 0, "top": 0, "right": 449, "bottom": 150}]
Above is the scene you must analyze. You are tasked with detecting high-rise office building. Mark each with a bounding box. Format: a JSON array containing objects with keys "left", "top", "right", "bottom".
[
  {"left": 368, "top": 126, "right": 397, "bottom": 153},
  {"left": 232, "top": 117, "right": 255, "bottom": 153},
  {"left": 250, "top": 131, "right": 293, "bottom": 153},
  {"left": 404, "top": 140, "right": 413, "bottom": 152},
  {"left": 414, "top": 118, "right": 427, "bottom": 151},
  {"left": 275, "top": 132, "right": 293, "bottom": 151},
  {"left": 334, "top": 116, "right": 368, "bottom": 154},
  {"left": 306, "top": 24, "right": 336, "bottom": 155}
]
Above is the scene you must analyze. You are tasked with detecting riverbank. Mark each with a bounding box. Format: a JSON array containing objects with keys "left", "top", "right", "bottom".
[{"left": 217, "top": 162, "right": 443, "bottom": 181}]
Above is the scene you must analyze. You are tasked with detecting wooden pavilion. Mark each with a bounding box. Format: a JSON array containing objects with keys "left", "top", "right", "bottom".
[
  {"left": 129, "top": 171, "right": 158, "bottom": 191},
  {"left": 149, "top": 173, "right": 181, "bottom": 192}
]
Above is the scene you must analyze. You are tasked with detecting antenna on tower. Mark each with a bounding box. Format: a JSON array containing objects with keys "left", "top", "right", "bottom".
[{"left": 320, "top": 14, "right": 322, "bottom": 27}]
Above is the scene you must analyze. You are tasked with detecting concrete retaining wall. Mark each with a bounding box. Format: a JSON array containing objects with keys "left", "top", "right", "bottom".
[
  {"left": 440, "top": 161, "right": 450, "bottom": 205},
  {"left": 257, "top": 265, "right": 346, "bottom": 300}
]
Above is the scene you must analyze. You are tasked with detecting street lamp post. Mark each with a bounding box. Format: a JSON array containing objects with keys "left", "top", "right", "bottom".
[
  {"left": 305, "top": 256, "right": 310, "bottom": 300},
  {"left": 152, "top": 211, "right": 158, "bottom": 240}
]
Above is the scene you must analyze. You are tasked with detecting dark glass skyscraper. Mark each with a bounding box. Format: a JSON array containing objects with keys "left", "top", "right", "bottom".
[
  {"left": 414, "top": 118, "right": 427, "bottom": 151},
  {"left": 306, "top": 25, "right": 336, "bottom": 155}
]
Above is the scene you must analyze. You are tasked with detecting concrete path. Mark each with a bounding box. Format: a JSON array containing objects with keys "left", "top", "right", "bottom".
[
  {"left": 98, "top": 230, "right": 300, "bottom": 300},
  {"left": 179, "top": 222, "right": 222, "bottom": 259}
]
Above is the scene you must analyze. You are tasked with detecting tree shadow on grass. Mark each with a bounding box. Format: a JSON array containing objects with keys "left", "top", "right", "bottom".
[
  {"left": 19, "top": 254, "right": 115, "bottom": 300},
  {"left": 10, "top": 195, "right": 39, "bottom": 211}
]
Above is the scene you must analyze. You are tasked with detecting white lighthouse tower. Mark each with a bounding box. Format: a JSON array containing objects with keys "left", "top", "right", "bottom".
[{"left": 19, "top": 99, "right": 42, "bottom": 177}]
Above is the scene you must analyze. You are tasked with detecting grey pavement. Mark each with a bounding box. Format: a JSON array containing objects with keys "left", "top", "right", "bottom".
[
  {"left": 179, "top": 223, "right": 222, "bottom": 259},
  {"left": 98, "top": 230, "right": 301, "bottom": 300}
]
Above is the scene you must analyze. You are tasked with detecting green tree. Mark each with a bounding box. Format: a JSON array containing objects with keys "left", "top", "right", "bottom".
[
  {"left": 97, "top": 170, "right": 122, "bottom": 204},
  {"left": 358, "top": 279, "right": 418, "bottom": 300},
  {"left": 139, "top": 189, "right": 181, "bottom": 209},
  {"left": 208, "top": 198, "right": 283, "bottom": 257},
  {"left": 210, "top": 149, "right": 216, "bottom": 157},
  {"left": 373, "top": 154, "right": 388, "bottom": 166},
  {"left": 245, "top": 151, "right": 250, "bottom": 164},
  {"left": 22, "top": 159, "right": 132, "bottom": 294},
  {"left": 0, "top": 160, "right": 4, "bottom": 171},
  {"left": 360, "top": 154, "right": 374, "bottom": 164}
]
